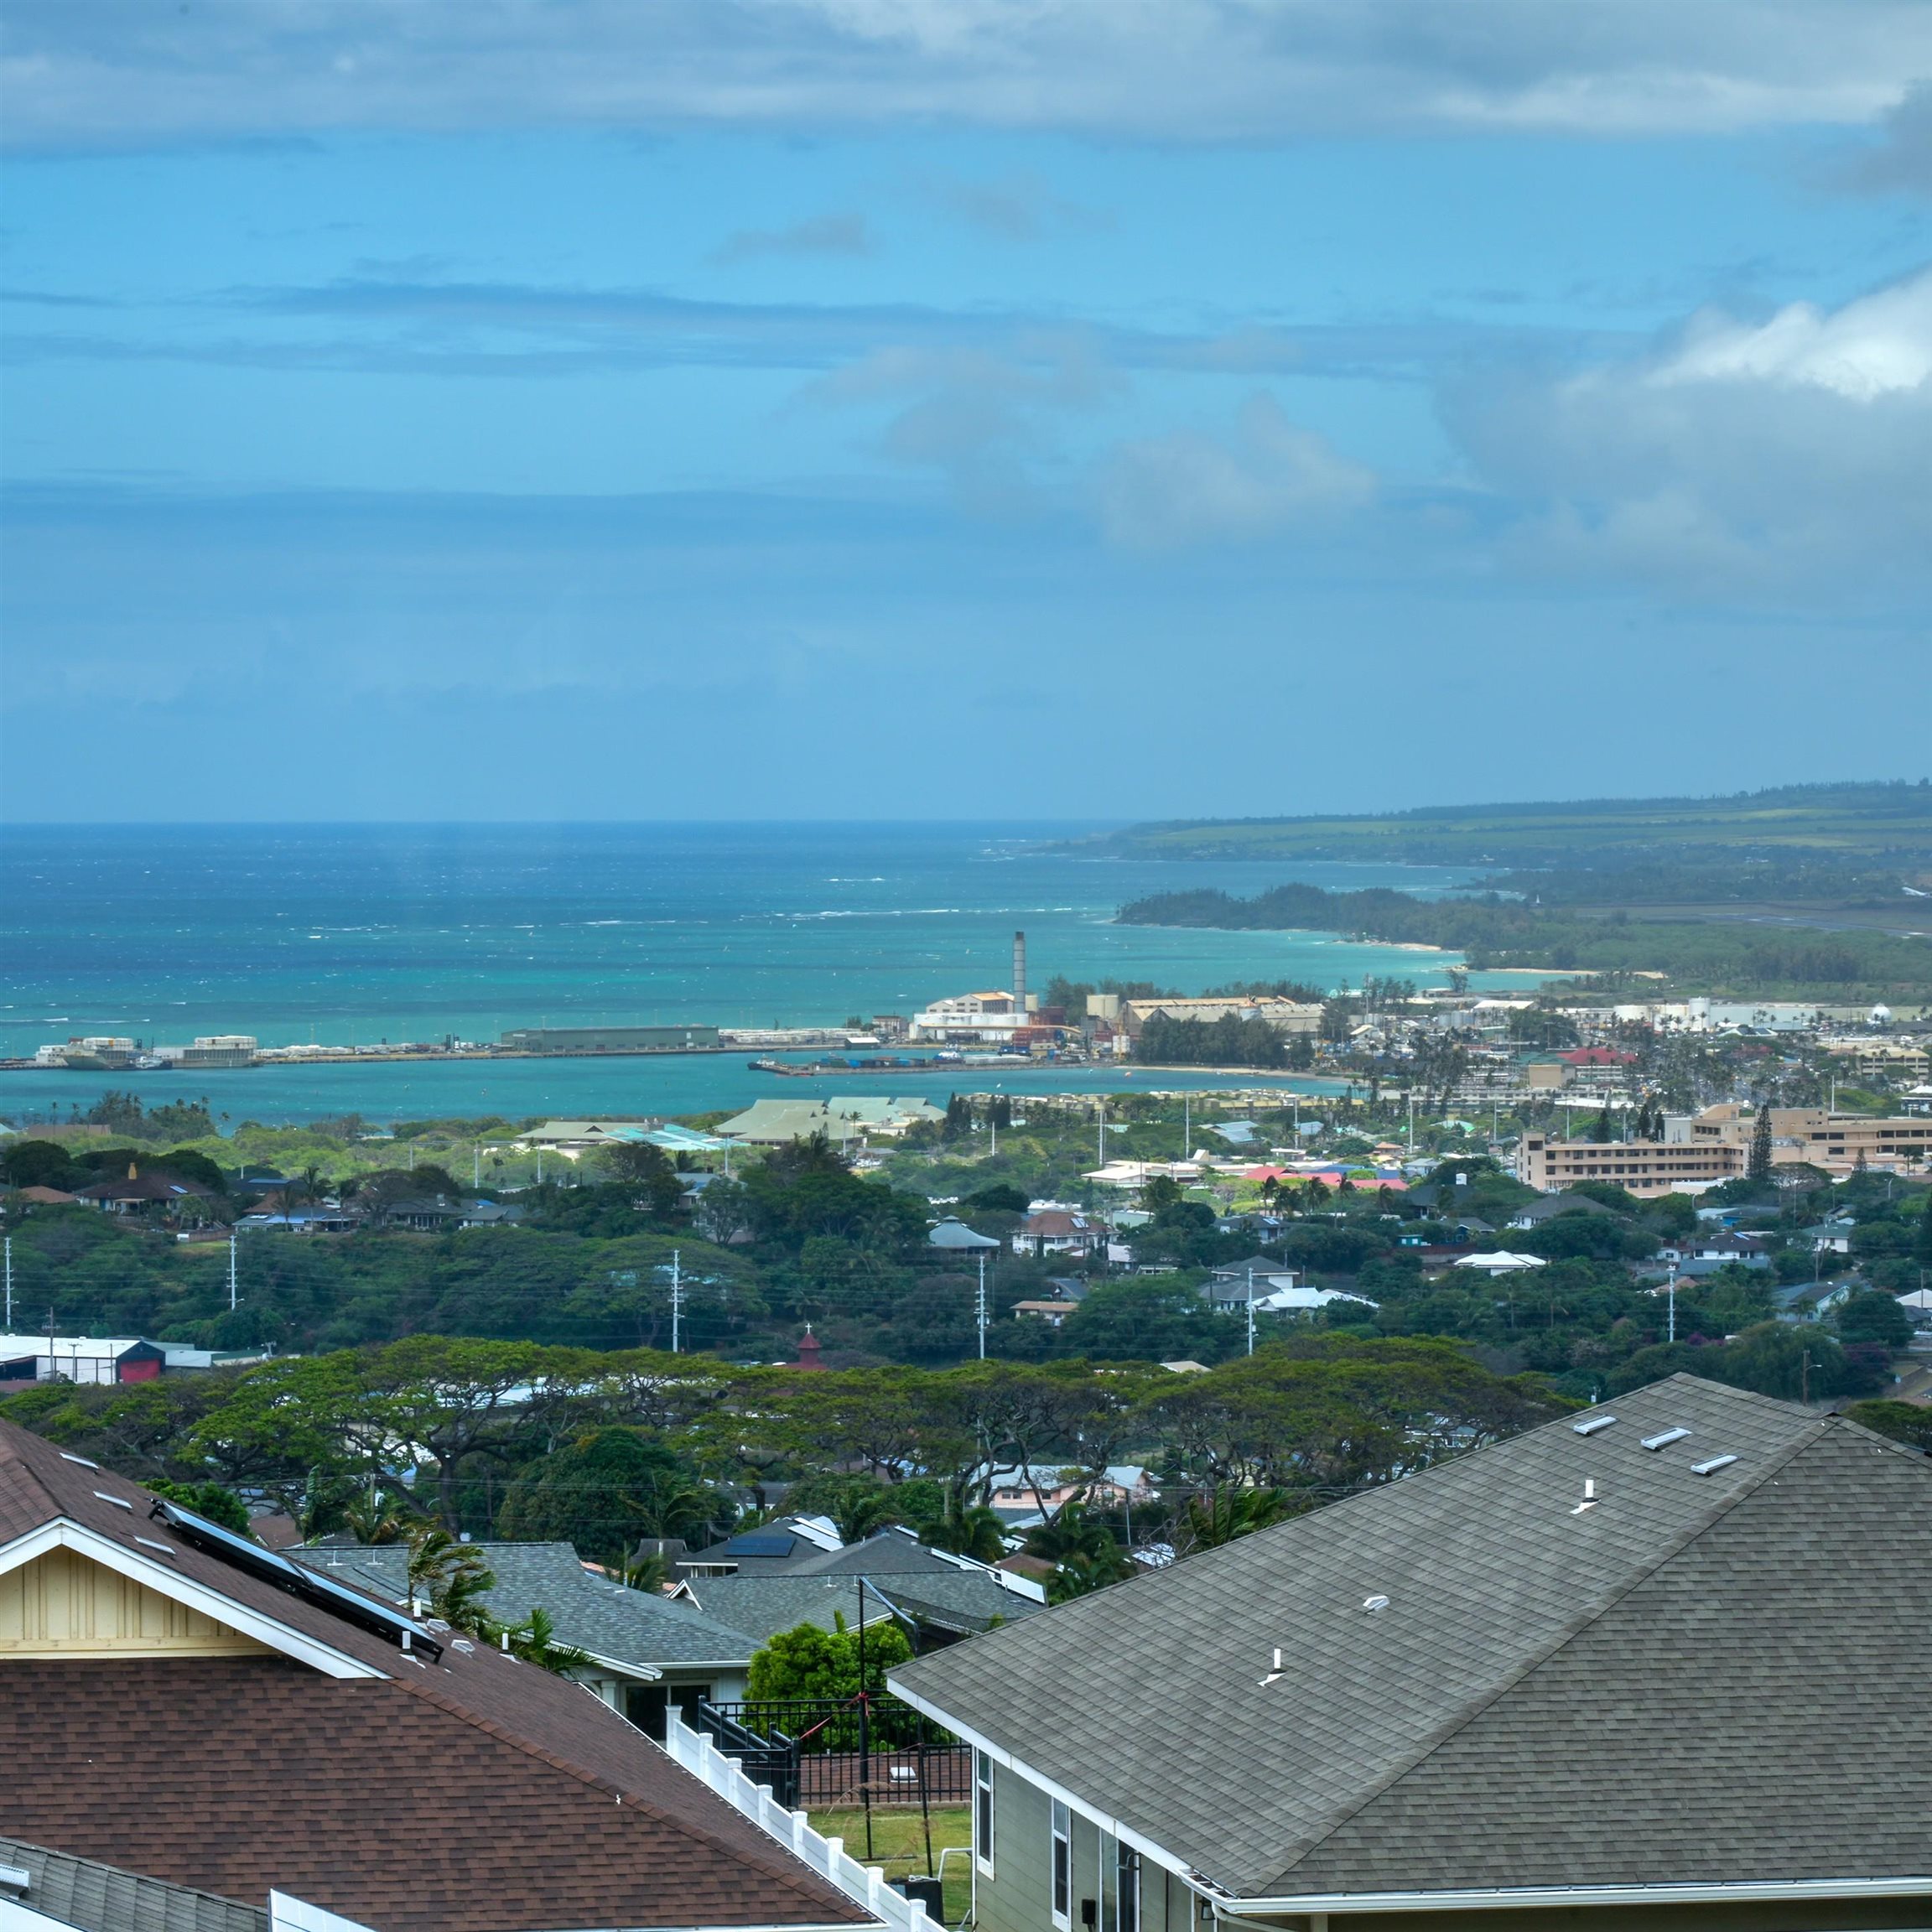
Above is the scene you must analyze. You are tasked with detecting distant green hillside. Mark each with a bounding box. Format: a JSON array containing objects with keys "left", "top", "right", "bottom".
[
  {"left": 1117, "top": 881, "right": 1932, "bottom": 1002},
  {"left": 1085, "top": 782, "right": 1932, "bottom": 906}
]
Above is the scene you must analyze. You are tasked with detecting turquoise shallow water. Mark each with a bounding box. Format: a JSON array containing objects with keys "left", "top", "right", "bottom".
[{"left": 1, "top": 822, "right": 1525, "bottom": 1123}]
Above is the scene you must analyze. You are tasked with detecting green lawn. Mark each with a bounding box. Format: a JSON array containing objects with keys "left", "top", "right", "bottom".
[{"left": 810, "top": 1805, "right": 972, "bottom": 1924}]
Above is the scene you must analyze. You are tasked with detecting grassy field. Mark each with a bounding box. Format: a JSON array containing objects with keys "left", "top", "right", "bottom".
[{"left": 810, "top": 1805, "right": 973, "bottom": 1924}]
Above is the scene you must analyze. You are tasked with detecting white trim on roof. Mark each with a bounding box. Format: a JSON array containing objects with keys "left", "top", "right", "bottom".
[
  {"left": 1219, "top": 1877, "right": 1932, "bottom": 1915},
  {"left": 0, "top": 1519, "right": 387, "bottom": 1680},
  {"left": 887, "top": 1679, "right": 1198, "bottom": 1891}
]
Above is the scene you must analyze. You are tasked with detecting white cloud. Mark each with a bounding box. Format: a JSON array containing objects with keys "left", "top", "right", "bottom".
[
  {"left": 1099, "top": 392, "right": 1374, "bottom": 549},
  {"left": 1651, "top": 270, "right": 1932, "bottom": 399},
  {"left": 3, "top": 0, "right": 1929, "bottom": 148},
  {"left": 712, "top": 211, "right": 874, "bottom": 265},
  {"left": 1445, "top": 266, "right": 1932, "bottom": 590}
]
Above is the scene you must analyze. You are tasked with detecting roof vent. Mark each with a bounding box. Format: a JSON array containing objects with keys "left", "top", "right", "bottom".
[
  {"left": 1363, "top": 1594, "right": 1390, "bottom": 1612},
  {"left": 1572, "top": 1415, "right": 1617, "bottom": 1436},
  {"left": 0, "top": 1865, "right": 29, "bottom": 1893},
  {"left": 134, "top": 1536, "right": 178, "bottom": 1556},
  {"left": 94, "top": 1491, "right": 132, "bottom": 1511},
  {"left": 60, "top": 1452, "right": 100, "bottom": 1469},
  {"left": 1690, "top": 1455, "right": 1738, "bottom": 1476},
  {"left": 1642, "top": 1427, "right": 1691, "bottom": 1451}
]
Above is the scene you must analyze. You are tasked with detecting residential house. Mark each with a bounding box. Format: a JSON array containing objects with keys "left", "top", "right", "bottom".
[
  {"left": 288, "top": 1539, "right": 756, "bottom": 1739},
  {"left": 1506, "top": 1194, "right": 1619, "bottom": 1229},
  {"left": 0, "top": 1418, "right": 896, "bottom": 1932},
  {"left": 715, "top": 1097, "right": 944, "bottom": 1145},
  {"left": 984, "top": 1466, "right": 1157, "bottom": 1523},
  {"left": 674, "top": 1514, "right": 845, "bottom": 1581},
  {"left": 1014, "top": 1280, "right": 1088, "bottom": 1327},
  {"left": 675, "top": 1525, "right": 1046, "bottom": 1648},
  {"left": 70, "top": 1166, "right": 216, "bottom": 1216},
  {"left": 1013, "top": 1209, "right": 1103, "bottom": 1259},
  {"left": 892, "top": 1377, "right": 1932, "bottom": 1932},
  {"left": 1651, "top": 1232, "right": 1770, "bottom": 1276}
]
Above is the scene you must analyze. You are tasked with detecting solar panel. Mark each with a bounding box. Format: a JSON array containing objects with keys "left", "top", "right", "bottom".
[
  {"left": 726, "top": 1535, "right": 796, "bottom": 1558},
  {"left": 148, "top": 1498, "right": 441, "bottom": 1659}
]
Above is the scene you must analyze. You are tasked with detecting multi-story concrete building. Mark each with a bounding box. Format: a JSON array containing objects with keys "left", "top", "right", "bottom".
[{"left": 1515, "top": 1131, "right": 1742, "bottom": 1197}]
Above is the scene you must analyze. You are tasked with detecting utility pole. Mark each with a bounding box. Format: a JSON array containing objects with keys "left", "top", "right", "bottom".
[
  {"left": 1246, "top": 1267, "right": 1255, "bottom": 1356},
  {"left": 228, "top": 1231, "right": 239, "bottom": 1313},
  {"left": 1666, "top": 1265, "right": 1676, "bottom": 1344},
  {"left": 1183, "top": 1094, "right": 1190, "bottom": 1160},
  {"left": 975, "top": 1251, "right": 988, "bottom": 1359},
  {"left": 474, "top": 1143, "right": 480, "bottom": 1188},
  {"left": 670, "top": 1249, "right": 683, "bottom": 1354},
  {"left": 3, "top": 1235, "right": 10, "bottom": 1331},
  {"left": 1407, "top": 1089, "right": 1415, "bottom": 1154},
  {"left": 1097, "top": 1098, "right": 1106, "bottom": 1168}
]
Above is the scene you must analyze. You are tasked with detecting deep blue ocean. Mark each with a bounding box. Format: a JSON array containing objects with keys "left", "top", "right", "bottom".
[{"left": 1, "top": 823, "right": 1524, "bottom": 1123}]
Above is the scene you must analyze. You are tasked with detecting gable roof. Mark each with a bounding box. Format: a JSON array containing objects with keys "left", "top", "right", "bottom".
[
  {"left": 290, "top": 1540, "right": 756, "bottom": 1672},
  {"left": 0, "top": 1420, "right": 872, "bottom": 1932},
  {"left": 678, "top": 1572, "right": 905, "bottom": 1646},
  {"left": 0, "top": 1836, "right": 266, "bottom": 1932},
  {"left": 891, "top": 1376, "right": 1932, "bottom": 1904}
]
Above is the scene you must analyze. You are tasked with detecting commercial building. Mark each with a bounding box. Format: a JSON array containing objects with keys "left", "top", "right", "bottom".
[
  {"left": 715, "top": 1096, "right": 944, "bottom": 1144},
  {"left": 155, "top": 1035, "right": 260, "bottom": 1068},
  {"left": 500, "top": 1024, "right": 720, "bottom": 1052},
  {"left": 908, "top": 990, "right": 1030, "bottom": 1044},
  {"left": 1118, "top": 996, "right": 1322, "bottom": 1036},
  {"left": 1515, "top": 1131, "right": 1742, "bottom": 1196},
  {"left": 893, "top": 1378, "right": 1932, "bottom": 1932}
]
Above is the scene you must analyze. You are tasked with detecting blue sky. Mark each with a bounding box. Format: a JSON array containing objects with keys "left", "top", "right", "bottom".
[{"left": 3, "top": 3, "right": 1929, "bottom": 821}]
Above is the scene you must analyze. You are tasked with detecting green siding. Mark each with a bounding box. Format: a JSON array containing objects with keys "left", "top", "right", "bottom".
[{"left": 976, "top": 1760, "right": 1056, "bottom": 1932}]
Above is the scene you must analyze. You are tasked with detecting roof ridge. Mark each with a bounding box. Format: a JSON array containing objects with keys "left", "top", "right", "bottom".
[
  {"left": 1259, "top": 1413, "right": 1829, "bottom": 1893},
  {"left": 395, "top": 1672, "right": 854, "bottom": 1909}
]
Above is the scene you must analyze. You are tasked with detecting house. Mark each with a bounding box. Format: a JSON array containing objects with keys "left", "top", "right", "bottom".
[
  {"left": 1506, "top": 1192, "right": 1621, "bottom": 1228},
  {"left": 288, "top": 1539, "right": 756, "bottom": 1738},
  {"left": 674, "top": 1514, "right": 846, "bottom": 1580},
  {"left": 1013, "top": 1209, "right": 1103, "bottom": 1258},
  {"left": 70, "top": 1166, "right": 216, "bottom": 1214},
  {"left": 0, "top": 1836, "right": 278, "bottom": 1931},
  {"left": 984, "top": 1465, "right": 1157, "bottom": 1520},
  {"left": 1652, "top": 1232, "right": 1770, "bottom": 1275},
  {"left": 0, "top": 1418, "right": 896, "bottom": 1932},
  {"left": 1014, "top": 1280, "right": 1088, "bottom": 1327},
  {"left": 891, "top": 1377, "right": 1932, "bottom": 1932},
  {"left": 675, "top": 1525, "right": 1046, "bottom": 1646}
]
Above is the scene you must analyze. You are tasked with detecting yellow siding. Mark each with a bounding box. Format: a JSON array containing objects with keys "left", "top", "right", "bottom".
[{"left": 0, "top": 1545, "right": 271, "bottom": 1657}]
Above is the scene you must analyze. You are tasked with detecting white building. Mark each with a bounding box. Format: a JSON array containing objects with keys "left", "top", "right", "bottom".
[{"left": 907, "top": 989, "right": 1031, "bottom": 1044}]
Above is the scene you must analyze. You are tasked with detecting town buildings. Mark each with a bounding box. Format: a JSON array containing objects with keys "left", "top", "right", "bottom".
[{"left": 892, "top": 1377, "right": 1932, "bottom": 1932}]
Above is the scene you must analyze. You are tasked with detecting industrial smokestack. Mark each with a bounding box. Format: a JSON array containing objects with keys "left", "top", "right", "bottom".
[{"left": 1013, "top": 931, "right": 1028, "bottom": 1014}]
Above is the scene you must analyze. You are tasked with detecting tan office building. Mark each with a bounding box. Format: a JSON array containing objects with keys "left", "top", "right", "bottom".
[{"left": 1516, "top": 1134, "right": 1743, "bottom": 1197}]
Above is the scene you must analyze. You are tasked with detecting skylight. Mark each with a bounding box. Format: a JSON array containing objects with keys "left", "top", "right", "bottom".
[{"left": 1642, "top": 1427, "right": 1691, "bottom": 1451}]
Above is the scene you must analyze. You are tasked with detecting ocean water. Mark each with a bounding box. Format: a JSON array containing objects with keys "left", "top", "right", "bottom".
[{"left": 1, "top": 822, "right": 1512, "bottom": 1123}]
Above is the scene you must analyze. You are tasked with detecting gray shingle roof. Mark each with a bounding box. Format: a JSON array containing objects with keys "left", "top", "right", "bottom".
[
  {"left": 290, "top": 1541, "right": 753, "bottom": 1672},
  {"left": 891, "top": 1374, "right": 1932, "bottom": 1899},
  {"left": 0, "top": 1838, "right": 266, "bottom": 1932},
  {"left": 677, "top": 1574, "right": 905, "bottom": 1648}
]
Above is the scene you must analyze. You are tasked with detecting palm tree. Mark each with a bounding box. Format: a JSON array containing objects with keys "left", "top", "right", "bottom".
[
  {"left": 1176, "top": 1486, "right": 1296, "bottom": 1555},
  {"left": 505, "top": 1605, "right": 591, "bottom": 1674},
  {"left": 1025, "top": 1503, "right": 1132, "bottom": 1601},
  {"left": 407, "top": 1525, "right": 496, "bottom": 1637},
  {"left": 832, "top": 1483, "right": 902, "bottom": 1545}
]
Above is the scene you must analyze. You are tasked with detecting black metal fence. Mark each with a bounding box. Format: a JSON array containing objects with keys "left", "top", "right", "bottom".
[{"left": 693, "top": 1693, "right": 972, "bottom": 1815}]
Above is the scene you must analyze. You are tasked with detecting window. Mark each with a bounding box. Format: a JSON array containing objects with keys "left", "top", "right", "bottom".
[
  {"left": 975, "top": 1752, "right": 995, "bottom": 1876},
  {"left": 1051, "top": 1801, "right": 1072, "bottom": 1928},
  {"left": 1116, "top": 1846, "right": 1140, "bottom": 1932}
]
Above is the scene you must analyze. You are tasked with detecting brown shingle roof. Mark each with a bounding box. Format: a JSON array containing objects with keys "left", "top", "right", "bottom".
[{"left": 0, "top": 1420, "right": 873, "bottom": 1932}]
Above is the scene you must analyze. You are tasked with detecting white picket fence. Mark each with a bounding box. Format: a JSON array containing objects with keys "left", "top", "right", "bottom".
[{"left": 665, "top": 1713, "right": 939, "bottom": 1932}]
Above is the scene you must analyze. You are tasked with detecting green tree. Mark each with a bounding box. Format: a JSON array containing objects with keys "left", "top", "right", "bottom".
[
  {"left": 1842, "top": 1399, "right": 1932, "bottom": 1453},
  {"left": 746, "top": 1618, "right": 912, "bottom": 1702},
  {"left": 407, "top": 1524, "right": 497, "bottom": 1637},
  {"left": 1917, "top": 1192, "right": 1932, "bottom": 1266},
  {"left": 1833, "top": 1291, "right": 1914, "bottom": 1349},
  {"left": 1748, "top": 1107, "right": 1774, "bottom": 1183},
  {"left": 146, "top": 1478, "right": 251, "bottom": 1536},
  {"left": 1024, "top": 1502, "right": 1133, "bottom": 1602},
  {"left": 600, "top": 1141, "right": 685, "bottom": 1218},
  {"left": 1174, "top": 1485, "right": 1298, "bottom": 1555},
  {"left": 496, "top": 1426, "right": 732, "bottom": 1566},
  {"left": 502, "top": 1603, "right": 592, "bottom": 1675},
  {"left": 1, "top": 1140, "right": 79, "bottom": 1189}
]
